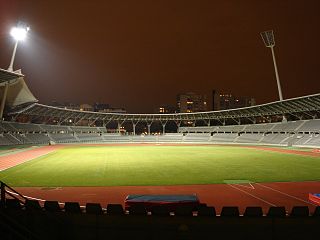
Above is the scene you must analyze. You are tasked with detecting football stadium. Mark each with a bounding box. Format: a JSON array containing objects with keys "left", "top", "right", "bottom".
[
  {"left": 1, "top": 69, "right": 320, "bottom": 239},
  {"left": 1, "top": 14, "right": 320, "bottom": 240}
]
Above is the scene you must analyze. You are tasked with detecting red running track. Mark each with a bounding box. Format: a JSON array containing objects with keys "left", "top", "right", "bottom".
[
  {"left": 0, "top": 146, "right": 62, "bottom": 171},
  {"left": 14, "top": 181, "right": 320, "bottom": 214}
]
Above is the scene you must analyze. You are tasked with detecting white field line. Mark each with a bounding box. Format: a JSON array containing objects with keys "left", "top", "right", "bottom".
[
  {"left": 255, "top": 183, "right": 317, "bottom": 206},
  {"left": 228, "top": 184, "right": 276, "bottom": 207},
  {"left": 232, "top": 182, "right": 255, "bottom": 190}
]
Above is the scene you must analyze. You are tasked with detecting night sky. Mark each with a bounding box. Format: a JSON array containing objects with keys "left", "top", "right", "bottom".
[{"left": 0, "top": 0, "right": 319, "bottom": 113}]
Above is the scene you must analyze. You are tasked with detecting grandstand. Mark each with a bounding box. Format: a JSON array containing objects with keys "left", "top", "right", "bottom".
[
  {"left": 0, "top": 67, "right": 319, "bottom": 147},
  {"left": 1, "top": 119, "right": 319, "bottom": 147}
]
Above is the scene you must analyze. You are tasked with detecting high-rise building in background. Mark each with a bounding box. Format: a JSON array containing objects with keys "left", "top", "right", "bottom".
[
  {"left": 212, "top": 90, "right": 255, "bottom": 111},
  {"left": 177, "top": 92, "right": 207, "bottom": 113},
  {"left": 155, "top": 105, "right": 177, "bottom": 114}
]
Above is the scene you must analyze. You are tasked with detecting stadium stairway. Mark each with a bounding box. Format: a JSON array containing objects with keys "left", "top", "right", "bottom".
[{"left": 1, "top": 181, "right": 320, "bottom": 240}]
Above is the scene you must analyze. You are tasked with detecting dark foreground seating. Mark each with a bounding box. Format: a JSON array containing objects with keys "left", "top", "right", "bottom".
[
  {"left": 1, "top": 197, "right": 320, "bottom": 240},
  {"left": 267, "top": 206, "right": 286, "bottom": 217},
  {"left": 25, "top": 199, "right": 42, "bottom": 211},
  {"left": 44, "top": 201, "right": 61, "bottom": 212},
  {"left": 86, "top": 203, "right": 103, "bottom": 214},
  {"left": 290, "top": 206, "right": 309, "bottom": 217},
  {"left": 220, "top": 206, "right": 240, "bottom": 217},
  {"left": 106, "top": 204, "right": 124, "bottom": 215},
  {"left": 197, "top": 206, "right": 216, "bottom": 217},
  {"left": 64, "top": 202, "right": 82, "bottom": 214},
  {"left": 244, "top": 206, "right": 263, "bottom": 217}
]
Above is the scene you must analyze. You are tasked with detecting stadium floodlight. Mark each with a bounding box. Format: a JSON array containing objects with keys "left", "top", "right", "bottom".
[
  {"left": 8, "top": 24, "right": 30, "bottom": 72},
  {"left": 260, "top": 30, "right": 283, "bottom": 101}
]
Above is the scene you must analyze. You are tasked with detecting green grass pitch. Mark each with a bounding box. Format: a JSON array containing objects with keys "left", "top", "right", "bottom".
[{"left": 0, "top": 145, "right": 319, "bottom": 187}]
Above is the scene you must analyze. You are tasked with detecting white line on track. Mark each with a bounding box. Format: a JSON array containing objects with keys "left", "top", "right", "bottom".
[
  {"left": 228, "top": 184, "right": 276, "bottom": 207},
  {"left": 255, "top": 183, "right": 317, "bottom": 206}
]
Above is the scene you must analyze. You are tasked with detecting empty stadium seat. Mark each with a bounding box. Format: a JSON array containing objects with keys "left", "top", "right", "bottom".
[
  {"left": 151, "top": 205, "right": 170, "bottom": 217},
  {"left": 64, "top": 202, "right": 82, "bottom": 214},
  {"left": 290, "top": 206, "right": 309, "bottom": 217},
  {"left": 243, "top": 207, "right": 263, "bottom": 217},
  {"left": 220, "top": 206, "right": 239, "bottom": 217},
  {"left": 106, "top": 204, "right": 124, "bottom": 215},
  {"left": 44, "top": 201, "right": 61, "bottom": 212},
  {"left": 128, "top": 204, "right": 148, "bottom": 215},
  {"left": 267, "top": 206, "right": 286, "bottom": 217},
  {"left": 5, "top": 198, "right": 21, "bottom": 210},
  {"left": 174, "top": 205, "right": 194, "bottom": 217},
  {"left": 86, "top": 203, "right": 103, "bottom": 215},
  {"left": 313, "top": 206, "right": 320, "bottom": 217},
  {"left": 25, "top": 199, "right": 42, "bottom": 211},
  {"left": 197, "top": 206, "right": 216, "bottom": 217}
]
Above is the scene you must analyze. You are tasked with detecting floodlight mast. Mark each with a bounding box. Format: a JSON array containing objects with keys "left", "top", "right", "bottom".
[
  {"left": 8, "top": 25, "right": 29, "bottom": 72},
  {"left": 260, "top": 30, "right": 283, "bottom": 101}
]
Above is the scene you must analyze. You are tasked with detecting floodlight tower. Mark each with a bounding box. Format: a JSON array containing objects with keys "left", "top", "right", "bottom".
[
  {"left": 8, "top": 24, "right": 30, "bottom": 72},
  {"left": 260, "top": 30, "right": 283, "bottom": 101}
]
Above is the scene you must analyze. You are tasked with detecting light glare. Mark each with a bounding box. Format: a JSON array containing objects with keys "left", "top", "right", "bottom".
[{"left": 10, "top": 27, "right": 28, "bottom": 41}]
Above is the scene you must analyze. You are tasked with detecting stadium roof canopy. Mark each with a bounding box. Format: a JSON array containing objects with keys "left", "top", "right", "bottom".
[
  {"left": 0, "top": 68, "right": 38, "bottom": 108},
  {"left": 8, "top": 93, "right": 320, "bottom": 123},
  {"left": 0, "top": 68, "right": 24, "bottom": 83}
]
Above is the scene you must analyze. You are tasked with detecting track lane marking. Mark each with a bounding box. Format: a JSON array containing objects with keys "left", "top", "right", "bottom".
[
  {"left": 255, "top": 183, "right": 317, "bottom": 206},
  {"left": 228, "top": 184, "right": 276, "bottom": 206}
]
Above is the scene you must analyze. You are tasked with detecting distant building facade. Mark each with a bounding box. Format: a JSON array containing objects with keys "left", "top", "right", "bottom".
[
  {"left": 177, "top": 92, "right": 207, "bottom": 113},
  {"left": 50, "top": 101, "right": 80, "bottom": 110},
  {"left": 93, "top": 102, "right": 126, "bottom": 113},
  {"left": 212, "top": 90, "right": 255, "bottom": 111},
  {"left": 155, "top": 105, "right": 177, "bottom": 114}
]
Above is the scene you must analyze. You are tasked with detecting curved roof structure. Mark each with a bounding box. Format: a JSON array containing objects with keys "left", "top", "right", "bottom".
[
  {"left": 9, "top": 93, "right": 320, "bottom": 123},
  {"left": 0, "top": 68, "right": 38, "bottom": 108}
]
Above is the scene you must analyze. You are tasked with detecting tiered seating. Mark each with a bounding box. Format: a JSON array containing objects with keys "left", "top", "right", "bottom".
[
  {"left": 9, "top": 122, "right": 42, "bottom": 132},
  {"left": 49, "top": 133, "right": 77, "bottom": 143},
  {"left": 0, "top": 119, "right": 319, "bottom": 146},
  {"left": 102, "top": 134, "right": 131, "bottom": 142},
  {"left": 302, "top": 134, "right": 320, "bottom": 146},
  {"left": 0, "top": 122, "right": 17, "bottom": 132},
  {"left": 298, "top": 119, "right": 320, "bottom": 132},
  {"left": 3, "top": 133, "right": 23, "bottom": 145},
  {"left": 260, "top": 133, "right": 291, "bottom": 145},
  {"left": 179, "top": 126, "right": 217, "bottom": 133},
  {"left": 216, "top": 125, "right": 246, "bottom": 132},
  {"left": 1, "top": 196, "right": 319, "bottom": 240},
  {"left": 158, "top": 134, "right": 183, "bottom": 142},
  {"left": 76, "top": 133, "right": 103, "bottom": 142},
  {"left": 0, "top": 134, "right": 15, "bottom": 145},
  {"left": 271, "top": 121, "right": 304, "bottom": 132},
  {"left": 236, "top": 133, "right": 264, "bottom": 143},
  {"left": 26, "top": 133, "right": 50, "bottom": 144},
  {"left": 10, "top": 133, "right": 33, "bottom": 144},
  {"left": 70, "top": 126, "right": 101, "bottom": 133},
  {"left": 97, "top": 127, "right": 108, "bottom": 133},
  {"left": 39, "top": 124, "right": 71, "bottom": 132},
  {"left": 210, "top": 133, "right": 238, "bottom": 142},
  {"left": 131, "top": 135, "right": 158, "bottom": 142},
  {"left": 184, "top": 133, "right": 210, "bottom": 142},
  {"left": 243, "top": 123, "right": 274, "bottom": 132}
]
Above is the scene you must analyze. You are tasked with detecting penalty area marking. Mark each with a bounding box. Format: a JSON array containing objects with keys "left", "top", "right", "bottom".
[{"left": 224, "top": 179, "right": 255, "bottom": 190}]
